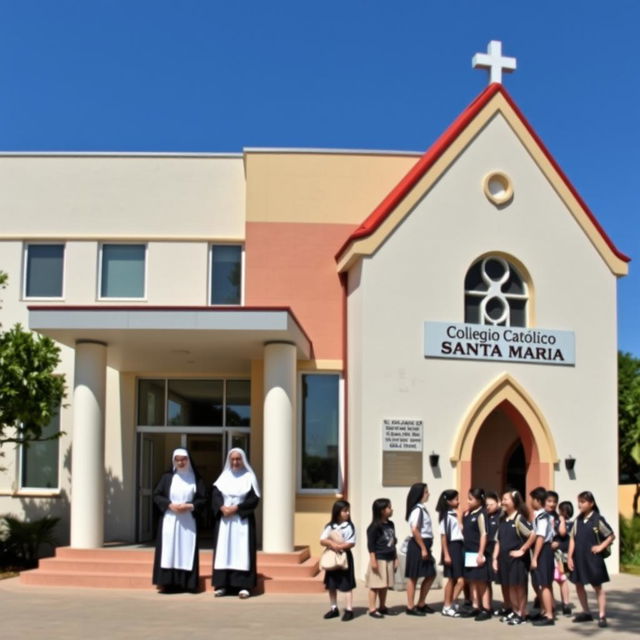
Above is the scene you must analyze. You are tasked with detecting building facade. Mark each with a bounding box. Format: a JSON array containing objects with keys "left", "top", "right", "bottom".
[{"left": 0, "top": 84, "right": 628, "bottom": 574}]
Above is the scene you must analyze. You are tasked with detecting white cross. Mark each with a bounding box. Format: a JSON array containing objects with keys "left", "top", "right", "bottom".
[{"left": 472, "top": 40, "right": 517, "bottom": 85}]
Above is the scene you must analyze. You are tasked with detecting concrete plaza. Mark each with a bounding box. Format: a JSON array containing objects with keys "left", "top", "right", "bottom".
[{"left": 1, "top": 572, "right": 639, "bottom": 639}]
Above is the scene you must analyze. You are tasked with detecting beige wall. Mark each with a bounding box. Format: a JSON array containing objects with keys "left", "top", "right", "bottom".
[
  {"left": 347, "top": 113, "right": 620, "bottom": 574},
  {"left": 619, "top": 484, "right": 639, "bottom": 520},
  {"left": 0, "top": 155, "right": 245, "bottom": 239},
  {"left": 245, "top": 151, "right": 418, "bottom": 224}
]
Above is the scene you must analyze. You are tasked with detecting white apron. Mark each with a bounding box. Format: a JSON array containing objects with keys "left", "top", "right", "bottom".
[
  {"left": 214, "top": 488, "right": 250, "bottom": 571},
  {"left": 160, "top": 471, "right": 197, "bottom": 571}
]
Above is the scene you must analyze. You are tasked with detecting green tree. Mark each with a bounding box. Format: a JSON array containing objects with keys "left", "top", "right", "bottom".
[
  {"left": 619, "top": 351, "right": 640, "bottom": 516},
  {"left": 0, "top": 272, "right": 66, "bottom": 449}
]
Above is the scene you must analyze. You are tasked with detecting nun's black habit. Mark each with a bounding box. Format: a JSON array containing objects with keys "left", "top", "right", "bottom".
[
  {"left": 211, "top": 448, "right": 260, "bottom": 593},
  {"left": 152, "top": 448, "right": 207, "bottom": 592}
]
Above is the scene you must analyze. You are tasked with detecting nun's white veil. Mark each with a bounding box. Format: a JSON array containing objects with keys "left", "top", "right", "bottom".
[{"left": 213, "top": 448, "right": 261, "bottom": 497}]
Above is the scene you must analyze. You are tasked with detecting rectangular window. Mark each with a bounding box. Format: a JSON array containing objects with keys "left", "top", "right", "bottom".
[
  {"left": 100, "top": 244, "right": 146, "bottom": 298},
  {"left": 24, "top": 244, "right": 64, "bottom": 298},
  {"left": 300, "top": 374, "right": 340, "bottom": 491},
  {"left": 210, "top": 244, "right": 242, "bottom": 305},
  {"left": 21, "top": 411, "right": 60, "bottom": 489}
]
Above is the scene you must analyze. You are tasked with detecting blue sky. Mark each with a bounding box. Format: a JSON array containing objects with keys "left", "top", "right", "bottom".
[{"left": 1, "top": 1, "right": 638, "bottom": 355}]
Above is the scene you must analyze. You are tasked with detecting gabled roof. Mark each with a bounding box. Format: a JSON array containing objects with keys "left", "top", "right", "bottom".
[{"left": 336, "top": 83, "right": 630, "bottom": 276}]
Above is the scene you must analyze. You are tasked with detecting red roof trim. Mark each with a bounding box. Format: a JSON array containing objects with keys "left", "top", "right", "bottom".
[{"left": 336, "top": 83, "right": 630, "bottom": 264}]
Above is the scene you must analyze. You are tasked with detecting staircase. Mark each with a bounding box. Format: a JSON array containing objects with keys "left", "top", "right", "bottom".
[{"left": 20, "top": 546, "right": 323, "bottom": 594}]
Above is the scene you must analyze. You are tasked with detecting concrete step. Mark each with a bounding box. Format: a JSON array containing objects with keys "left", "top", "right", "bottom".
[{"left": 21, "top": 546, "right": 321, "bottom": 593}]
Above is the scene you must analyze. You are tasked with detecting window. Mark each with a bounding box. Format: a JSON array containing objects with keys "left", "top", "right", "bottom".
[
  {"left": 464, "top": 256, "right": 528, "bottom": 327},
  {"left": 137, "top": 378, "right": 250, "bottom": 428},
  {"left": 24, "top": 244, "right": 64, "bottom": 298},
  {"left": 100, "top": 244, "right": 146, "bottom": 298},
  {"left": 210, "top": 244, "right": 242, "bottom": 305},
  {"left": 300, "top": 374, "right": 340, "bottom": 491},
  {"left": 21, "top": 411, "right": 60, "bottom": 489}
]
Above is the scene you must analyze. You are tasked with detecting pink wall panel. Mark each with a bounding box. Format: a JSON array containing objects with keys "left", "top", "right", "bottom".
[{"left": 244, "top": 221, "right": 356, "bottom": 360}]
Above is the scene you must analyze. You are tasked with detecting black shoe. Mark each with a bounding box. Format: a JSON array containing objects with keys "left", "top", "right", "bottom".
[
  {"left": 527, "top": 612, "right": 545, "bottom": 622},
  {"left": 459, "top": 606, "right": 479, "bottom": 618},
  {"left": 598, "top": 617, "right": 607, "bottom": 628},
  {"left": 474, "top": 610, "right": 492, "bottom": 621},
  {"left": 417, "top": 604, "right": 435, "bottom": 615},
  {"left": 324, "top": 608, "right": 340, "bottom": 619},
  {"left": 406, "top": 607, "right": 426, "bottom": 616},
  {"left": 572, "top": 612, "right": 594, "bottom": 623},
  {"left": 494, "top": 607, "right": 510, "bottom": 617},
  {"left": 532, "top": 617, "right": 555, "bottom": 626},
  {"left": 378, "top": 607, "right": 395, "bottom": 616},
  {"left": 507, "top": 614, "right": 525, "bottom": 626},
  {"left": 369, "top": 610, "right": 384, "bottom": 619},
  {"left": 342, "top": 610, "right": 354, "bottom": 622},
  {"left": 562, "top": 604, "right": 572, "bottom": 616}
]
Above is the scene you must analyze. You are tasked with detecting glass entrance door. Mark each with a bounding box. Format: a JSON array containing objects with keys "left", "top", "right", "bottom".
[{"left": 138, "top": 432, "right": 241, "bottom": 542}]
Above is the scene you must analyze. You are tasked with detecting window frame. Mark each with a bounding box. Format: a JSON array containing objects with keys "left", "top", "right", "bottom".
[
  {"left": 296, "top": 371, "right": 344, "bottom": 495},
  {"left": 208, "top": 243, "right": 245, "bottom": 306},
  {"left": 97, "top": 242, "right": 148, "bottom": 301},
  {"left": 464, "top": 255, "right": 530, "bottom": 328},
  {"left": 18, "top": 410, "right": 62, "bottom": 492},
  {"left": 22, "top": 241, "right": 66, "bottom": 301},
  {"left": 135, "top": 377, "right": 251, "bottom": 432}
]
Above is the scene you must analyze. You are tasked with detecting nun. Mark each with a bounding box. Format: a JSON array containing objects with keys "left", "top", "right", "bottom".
[
  {"left": 152, "top": 448, "right": 207, "bottom": 593},
  {"left": 212, "top": 448, "right": 260, "bottom": 598}
]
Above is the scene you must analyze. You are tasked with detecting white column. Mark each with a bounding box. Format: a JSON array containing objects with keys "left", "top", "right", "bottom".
[
  {"left": 70, "top": 340, "right": 107, "bottom": 548},
  {"left": 262, "top": 342, "right": 296, "bottom": 553}
]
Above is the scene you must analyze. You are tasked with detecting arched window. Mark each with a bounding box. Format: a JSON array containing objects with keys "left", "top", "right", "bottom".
[{"left": 464, "top": 256, "right": 528, "bottom": 327}]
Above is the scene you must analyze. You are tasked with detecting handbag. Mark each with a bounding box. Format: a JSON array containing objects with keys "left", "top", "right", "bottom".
[
  {"left": 319, "top": 548, "right": 349, "bottom": 571},
  {"left": 319, "top": 528, "right": 349, "bottom": 571}
]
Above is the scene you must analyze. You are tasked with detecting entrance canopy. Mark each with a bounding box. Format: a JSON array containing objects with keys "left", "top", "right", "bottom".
[{"left": 29, "top": 306, "right": 312, "bottom": 373}]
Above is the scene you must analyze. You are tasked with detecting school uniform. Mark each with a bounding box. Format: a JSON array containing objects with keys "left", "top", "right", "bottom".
[
  {"left": 531, "top": 508, "right": 554, "bottom": 588},
  {"left": 485, "top": 510, "right": 501, "bottom": 582},
  {"left": 570, "top": 511, "right": 612, "bottom": 587},
  {"left": 440, "top": 510, "right": 464, "bottom": 580},
  {"left": 320, "top": 521, "right": 357, "bottom": 592},
  {"left": 496, "top": 512, "right": 532, "bottom": 586},
  {"left": 463, "top": 507, "right": 489, "bottom": 581},
  {"left": 405, "top": 504, "right": 436, "bottom": 579},
  {"left": 365, "top": 520, "right": 397, "bottom": 589}
]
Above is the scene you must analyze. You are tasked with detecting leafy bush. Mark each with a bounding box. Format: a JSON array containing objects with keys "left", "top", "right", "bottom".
[
  {"left": 620, "top": 514, "right": 640, "bottom": 566},
  {"left": 0, "top": 515, "right": 59, "bottom": 569}
]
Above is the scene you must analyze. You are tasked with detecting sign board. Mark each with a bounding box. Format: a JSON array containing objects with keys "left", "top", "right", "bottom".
[
  {"left": 382, "top": 419, "right": 423, "bottom": 451},
  {"left": 382, "top": 419, "right": 423, "bottom": 486},
  {"left": 424, "top": 321, "right": 575, "bottom": 366}
]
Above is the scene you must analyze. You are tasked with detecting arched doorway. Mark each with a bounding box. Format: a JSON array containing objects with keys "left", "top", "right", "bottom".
[
  {"left": 451, "top": 374, "right": 559, "bottom": 497},
  {"left": 504, "top": 441, "right": 526, "bottom": 496},
  {"left": 470, "top": 405, "right": 528, "bottom": 496}
]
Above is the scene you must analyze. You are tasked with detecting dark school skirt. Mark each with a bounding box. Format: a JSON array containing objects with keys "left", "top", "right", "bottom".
[
  {"left": 497, "top": 550, "right": 530, "bottom": 587},
  {"left": 323, "top": 549, "right": 356, "bottom": 592},
  {"left": 442, "top": 540, "right": 464, "bottom": 580},
  {"left": 463, "top": 548, "right": 490, "bottom": 582},
  {"left": 570, "top": 549, "right": 610, "bottom": 587},
  {"left": 486, "top": 542, "right": 498, "bottom": 583},
  {"left": 531, "top": 543, "right": 554, "bottom": 589},
  {"left": 405, "top": 537, "right": 436, "bottom": 579}
]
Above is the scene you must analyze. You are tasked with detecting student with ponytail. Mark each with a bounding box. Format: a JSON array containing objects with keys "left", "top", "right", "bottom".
[{"left": 436, "top": 489, "right": 464, "bottom": 618}]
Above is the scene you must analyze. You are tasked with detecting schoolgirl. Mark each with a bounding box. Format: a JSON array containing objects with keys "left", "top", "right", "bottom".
[
  {"left": 404, "top": 482, "right": 436, "bottom": 616},
  {"left": 437, "top": 489, "right": 464, "bottom": 618},
  {"left": 492, "top": 490, "right": 535, "bottom": 626},
  {"left": 365, "top": 498, "right": 398, "bottom": 618},
  {"left": 553, "top": 499, "right": 574, "bottom": 616},
  {"left": 462, "top": 488, "right": 491, "bottom": 621},
  {"left": 320, "top": 500, "right": 356, "bottom": 622},
  {"left": 568, "top": 491, "right": 614, "bottom": 628},
  {"left": 529, "top": 486, "right": 555, "bottom": 626},
  {"left": 484, "top": 492, "right": 502, "bottom": 613}
]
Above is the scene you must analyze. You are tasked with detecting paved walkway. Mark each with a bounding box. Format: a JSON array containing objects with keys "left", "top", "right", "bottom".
[{"left": 1, "top": 572, "right": 639, "bottom": 639}]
